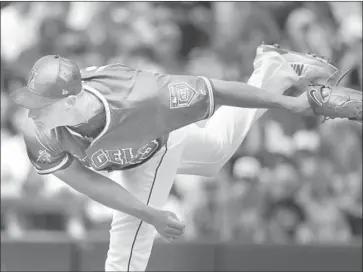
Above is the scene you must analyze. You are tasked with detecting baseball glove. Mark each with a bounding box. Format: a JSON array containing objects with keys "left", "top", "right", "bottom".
[{"left": 306, "top": 82, "right": 362, "bottom": 123}]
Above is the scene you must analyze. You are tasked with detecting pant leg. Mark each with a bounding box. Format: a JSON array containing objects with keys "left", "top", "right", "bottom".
[
  {"left": 177, "top": 53, "right": 298, "bottom": 176},
  {"left": 105, "top": 131, "right": 187, "bottom": 272}
]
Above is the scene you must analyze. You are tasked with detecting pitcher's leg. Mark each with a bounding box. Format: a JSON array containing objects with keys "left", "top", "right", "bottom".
[{"left": 105, "top": 133, "right": 186, "bottom": 271}]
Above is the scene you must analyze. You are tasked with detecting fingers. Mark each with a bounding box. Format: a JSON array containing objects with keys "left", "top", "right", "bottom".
[
  {"left": 168, "top": 218, "right": 185, "bottom": 231},
  {"left": 166, "top": 227, "right": 184, "bottom": 236},
  {"left": 165, "top": 233, "right": 181, "bottom": 242},
  {"left": 155, "top": 210, "right": 186, "bottom": 242},
  {"left": 160, "top": 233, "right": 181, "bottom": 243},
  {"left": 165, "top": 218, "right": 185, "bottom": 242}
]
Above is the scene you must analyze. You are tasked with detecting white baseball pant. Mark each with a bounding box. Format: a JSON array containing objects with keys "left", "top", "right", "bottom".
[{"left": 105, "top": 53, "right": 298, "bottom": 271}]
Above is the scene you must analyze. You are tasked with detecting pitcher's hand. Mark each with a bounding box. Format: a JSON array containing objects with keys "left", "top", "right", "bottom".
[{"left": 151, "top": 209, "right": 185, "bottom": 242}]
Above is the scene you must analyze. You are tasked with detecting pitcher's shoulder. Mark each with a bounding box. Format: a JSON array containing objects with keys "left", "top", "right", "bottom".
[
  {"left": 21, "top": 118, "right": 63, "bottom": 154},
  {"left": 80, "top": 63, "right": 136, "bottom": 78}
]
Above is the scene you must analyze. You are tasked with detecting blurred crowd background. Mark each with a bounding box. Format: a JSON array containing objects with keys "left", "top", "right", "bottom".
[{"left": 1, "top": 2, "right": 362, "bottom": 245}]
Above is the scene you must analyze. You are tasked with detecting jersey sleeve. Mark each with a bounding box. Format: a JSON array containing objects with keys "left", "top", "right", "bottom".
[
  {"left": 156, "top": 73, "right": 215, "bottom": 135},
  {"left": 156, "top": 73, "right": 215, "bottom": 118},
  {"left": 22, "top": 120, "right": 73, "bottom": 175},
  {"left": 132, "top": 70, "right": 215, "bottom": 136}
]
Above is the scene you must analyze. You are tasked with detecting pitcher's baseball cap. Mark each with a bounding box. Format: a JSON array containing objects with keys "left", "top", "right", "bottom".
[{"left": 9, "top": 55, "right": 82, "bottom": 109}]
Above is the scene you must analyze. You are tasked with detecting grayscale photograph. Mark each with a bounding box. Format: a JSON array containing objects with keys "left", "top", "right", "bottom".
[{"left": 1, "top": 1, "right": 362, "bottom": 271}]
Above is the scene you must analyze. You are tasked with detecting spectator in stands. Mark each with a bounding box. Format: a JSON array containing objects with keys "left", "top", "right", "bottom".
[
  {"left": 298, "top": 171, "right": 352, "bottom": 244},
  {"left": 192, "top": 179, "right": 224, "bottom": 241},
  {"left": 264, "top": 198, "right": 306, "bottom": 244},
  {"left": 229, "top": 156, "right": 266, "bottom": 243}
]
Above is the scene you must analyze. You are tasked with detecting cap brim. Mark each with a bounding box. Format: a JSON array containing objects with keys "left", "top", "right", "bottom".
[{"left": 9, "top": 87, "right": 59, "bottom": 109}]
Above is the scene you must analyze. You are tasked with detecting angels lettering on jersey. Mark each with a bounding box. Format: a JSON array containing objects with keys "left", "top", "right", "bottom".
[{"left": 90, "top": 140, "right": 161, "bottom": 171}]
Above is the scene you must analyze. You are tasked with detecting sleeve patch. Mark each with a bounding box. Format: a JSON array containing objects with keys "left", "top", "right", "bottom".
[
  {"left": 35, "top": 153, "right": 73, "bottom": 175},
  {"left": 35, "top": 149, "right": 53, "bottom": 164},
  {"left": 169, "top": 82, "right": 201, "bottom": 109},
  {"left": 23, "top": 122, "right": 72, "bottom": 175}
]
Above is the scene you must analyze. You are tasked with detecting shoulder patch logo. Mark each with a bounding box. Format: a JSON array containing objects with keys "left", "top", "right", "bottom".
[
  {"left": 36, "top": 149, "right": 52, "bottom": 163},
  {"left": 168, "top": 82, "right": 199, "bottom": 109}
]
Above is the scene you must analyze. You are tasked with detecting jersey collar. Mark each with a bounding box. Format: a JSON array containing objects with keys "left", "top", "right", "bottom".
[{"left": 82, "top": 83, "right": 111, "bottom": 147}]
